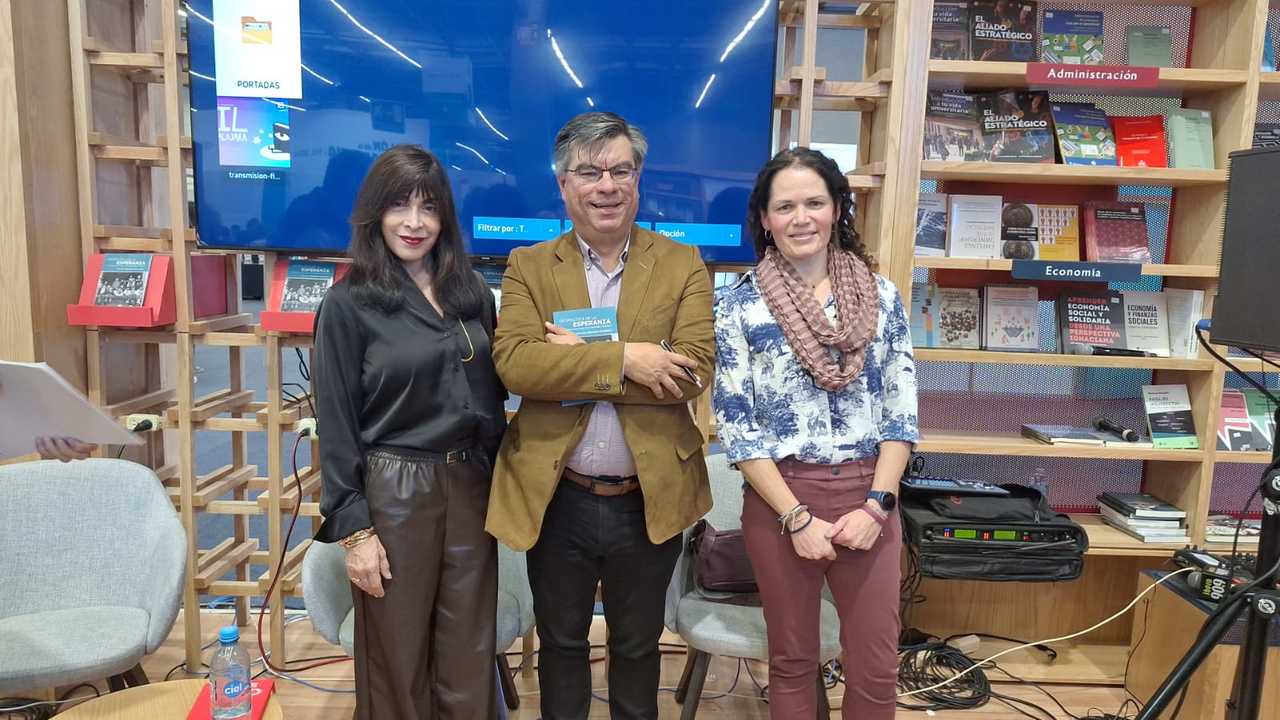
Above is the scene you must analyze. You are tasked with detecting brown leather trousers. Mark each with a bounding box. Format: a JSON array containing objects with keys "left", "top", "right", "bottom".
[{"left": 352, "top": 447, "right": 498, "bottom": 719}]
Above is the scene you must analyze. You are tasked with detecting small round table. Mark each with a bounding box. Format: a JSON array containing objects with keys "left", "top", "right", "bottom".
[{"left": 57, "top": 678, "right": 283, "bottom": 718}]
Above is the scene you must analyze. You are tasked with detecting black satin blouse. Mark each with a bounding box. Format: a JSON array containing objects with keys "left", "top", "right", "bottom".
[{"left": 312, "top": 273, "right": 506, "bottom": 543}]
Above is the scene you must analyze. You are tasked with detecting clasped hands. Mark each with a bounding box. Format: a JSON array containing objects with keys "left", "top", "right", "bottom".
[
  {"left": 543, "top": 322, "right": 699, "bottom": 399},
  {"left": 790, "top": 504, "right": 885, "bottom": 560}
]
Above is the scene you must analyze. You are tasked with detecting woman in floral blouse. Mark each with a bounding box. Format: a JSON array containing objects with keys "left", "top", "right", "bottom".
[{"left": 713, "top": 147, "right": 918, "bottom": 719}]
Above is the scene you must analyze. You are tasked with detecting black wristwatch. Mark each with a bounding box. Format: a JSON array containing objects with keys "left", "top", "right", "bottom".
[{"left": 866, "top": 490, "right": 896, "bottom": 512}]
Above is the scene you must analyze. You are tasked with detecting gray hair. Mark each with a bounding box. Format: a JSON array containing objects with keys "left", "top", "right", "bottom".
[{"left": 553, "top": 112, "right": 648, "bottom": 176}]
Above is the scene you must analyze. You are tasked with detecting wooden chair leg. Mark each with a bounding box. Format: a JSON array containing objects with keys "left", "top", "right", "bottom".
[
  {"left": 496, "top": 654, "right": 520, "bottom": 710},
  {"left": 520, "top": 627, "right": 535, "bottom": 678},
  {"left": 674, "top": 649, "right": 697, "bottom": 704},
  {"left": 816, "top": 665, "right": 831, "bottom": 718},
  {"left": 679, "top": 651, "right": 711, "bottom": 720},
  {"left": 123, "top": 663, "right": 149, "bottom": 687}
]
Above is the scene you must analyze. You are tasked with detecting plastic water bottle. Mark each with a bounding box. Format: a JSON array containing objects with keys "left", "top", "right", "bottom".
[{"left": 209, "top": 626, "right": 252, "bottom": 719}]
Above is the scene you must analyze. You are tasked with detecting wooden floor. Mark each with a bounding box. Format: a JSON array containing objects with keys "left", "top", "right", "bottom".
[{"left": 49, "top": 609, "right": 1133, "bottom": 718}]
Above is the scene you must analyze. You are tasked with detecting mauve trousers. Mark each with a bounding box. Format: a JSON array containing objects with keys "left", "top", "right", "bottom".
[{"left": 741, "top": 457, "right": 901, "bottom": 720}]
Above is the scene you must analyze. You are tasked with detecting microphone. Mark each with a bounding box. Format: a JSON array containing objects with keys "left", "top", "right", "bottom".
[{"left": 1093, "top": 415, "right": 1140, "bottom": 442}]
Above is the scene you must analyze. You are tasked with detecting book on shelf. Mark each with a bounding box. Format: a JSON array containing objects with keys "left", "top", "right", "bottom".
[
  {"left": 1126, "top": 26, "right": 1172, "bottom": 68},
  {"left": 1252, "top": 123, "right": 1280, "bottom": 149},
  {"left": 1050, "top": 102, "right": 1116, "bottom": 166},
  {"left": 931, "top": 0, "right": 971, "bottom": 60},
  {"left": 1036, "top": 204, "right": 1080, "bottom": 261},
  {"left": 924, "top": 91, "right": 983, "bottom": 162},
  {"left": 982, "top": 284, "right": 1040, "bottom": 352},
  {"left": 977, "top": 90, "right": 1056, "bottom": 164},
  {"left": 910, "top": 282, "right": 939, "bottom": 348},
  {"left": 1120, "top": 290, "right": 1170, "bottom": 358},
  {"left": 947, "top": 194, "right": 1002, "bottom": 258},
  {"left": 915, "top": 193, "right": 948, "bottom": 257},
  {"left": 1059, "top": 289, "right": 1125, "bottom": 354},
  {"left": 1041, "top": 10, "right": 1104, "bottom": 65},
  {"left": 936, "top": 287, "right": 982, "bottom": 349},
  {"left": 1098, "top": 491, "right": 1187, "bottom": 520},
  {"left": 1082, "top": 201, "right": 1152, "bottom": 264},
  {"left": 93, "top": 253, "right": 153, "bottom": 308},
  {"left": 1218, "top": 388, "right": 1257, "bottom": 451},
  {"left": 1099, "top": 516, "right": 1190, "bottom": 544},
  {"left": 1205, "top": 515, "right": 1262, "bottom": 543},
  {"left": 1142, "top": 383, "right": 1199, "bottom": 450},
  {"left": 1022, "top": 423, "right": 1152, "bottom": 447},
  {"left": 1166, "top": 108, "right": 1215, "bottom": 170},
  {"left": 279, "top": 260, "right": 337, "bottom": 313},
  {"left": 1242, "top": 388, "right": 1276, "bottom": 452},
  {"left": 970, "top": 0, "right": 1037, "bottom": 62},
  {"left": 1099, "top": 504, "right": 1180, "bottom": 529},
  {"left": 1111, "top": 115, "right": 1169, "bottom": 168},
  {"left": 1163, "top": 287, "right": 1204, "bottom": 359},
  {"left": 1000, "top": 202, "right": 1038, "bottom": 260}
]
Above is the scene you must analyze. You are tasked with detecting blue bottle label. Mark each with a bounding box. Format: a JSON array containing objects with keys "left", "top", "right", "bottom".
[{"left": 223, "top": 679, "right": 249, "bottom": 698}]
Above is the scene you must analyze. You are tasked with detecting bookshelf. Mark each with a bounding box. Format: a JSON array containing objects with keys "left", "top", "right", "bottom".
[{"left": 870, "top": 0, "right": 1275, "bottom": 684}]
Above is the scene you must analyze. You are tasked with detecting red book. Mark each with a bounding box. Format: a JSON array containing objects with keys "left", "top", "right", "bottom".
[
  {"left": 1082, "top": 201, "right": 1152, "bottom": 263},
  {"left": 187, "top": 679, "right": 275, "bottom": 720},
  {"left": 1110, "top": 115, "right": 1168, "bottom": 168}
]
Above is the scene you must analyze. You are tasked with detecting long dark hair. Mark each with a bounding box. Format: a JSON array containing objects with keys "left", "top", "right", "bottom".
[
  {"left": 745, "top": 147, "right": 873, "bottom": 267},
  {"left": 346, "top": 144, "right": 486, "bottom": 318}
]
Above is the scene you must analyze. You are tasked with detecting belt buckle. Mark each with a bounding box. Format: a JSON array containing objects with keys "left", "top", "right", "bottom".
[{"left": 446, "top": 449, "right": 468, "bottom": 464}]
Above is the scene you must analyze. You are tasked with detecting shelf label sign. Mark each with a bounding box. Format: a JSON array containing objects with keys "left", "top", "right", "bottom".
[
  {"left": 1026, "top": 63, "right": 1159, "bottom": 90},
  {"left": 1012, "top": 261, "right": 1142, "bottom": 283},
  {"left": 213, "top": 0, "right": 303, "bottom": 99}
]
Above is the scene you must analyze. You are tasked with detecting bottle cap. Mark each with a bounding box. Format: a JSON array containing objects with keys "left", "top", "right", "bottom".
[{"left": 218, "top": 625, "right": 240, "bottom": 644}]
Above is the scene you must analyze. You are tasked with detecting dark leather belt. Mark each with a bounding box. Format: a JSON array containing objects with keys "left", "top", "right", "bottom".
[{"left": 562, "top": 467, "right": 641, "bottom": 496}]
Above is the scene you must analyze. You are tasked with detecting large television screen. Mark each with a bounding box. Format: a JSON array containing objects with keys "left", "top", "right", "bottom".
[{"left": 187, "top": 0, "right": 777, "bottom": 263}]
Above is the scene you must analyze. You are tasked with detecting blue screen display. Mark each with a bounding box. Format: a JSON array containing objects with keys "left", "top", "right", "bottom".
[{"left": 187, "top": 0, "right": 777, "bottom": 263}]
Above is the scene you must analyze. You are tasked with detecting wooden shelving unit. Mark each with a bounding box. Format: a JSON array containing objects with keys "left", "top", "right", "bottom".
[
  {"left": 870, "top": 0, "right": 1273, "bottom": 685},
  {"left": 920, "top": 160, "right": 1227, "bottom": 186},
  {"left": 67, "top": 0, "right": 315, "bottom": 669},
  {"left": 929, "top": 60, "right": 1249, "bottom": 94},
  {"left": 914, "top": 256, "right": 1220, "bottom": 278}
]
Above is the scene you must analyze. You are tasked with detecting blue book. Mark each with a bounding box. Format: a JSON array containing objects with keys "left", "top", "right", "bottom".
[
  {"left": 280, "top": 260, "right": 337, "bottom": 312},
  {"left": 552, "top": 307, "right": 619, "bottom": 342},
  {"left": 1042, "top": 10, "right": 1104, "bottom": 65},
  {"left": 552, "top": 307, "right": 620, "bottom": 406},
  {"left": 1050, "top": 102, "right": 1117, "bottom": 166},
  {"left": 94, "top": 253, "right": 154, "bottom": 307},
  {"left": 1264, "top": 17, "right": 1276, "bottom": 72}
]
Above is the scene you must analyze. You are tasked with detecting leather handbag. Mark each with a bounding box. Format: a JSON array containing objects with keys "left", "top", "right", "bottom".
[{"left": 689, "top": 519, "right": 758, "bottom": 594}]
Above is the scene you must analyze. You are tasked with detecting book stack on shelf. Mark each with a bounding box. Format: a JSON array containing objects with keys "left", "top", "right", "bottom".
[{"left": 1098, "top": 491, "right": 1190, "bottom": 545}]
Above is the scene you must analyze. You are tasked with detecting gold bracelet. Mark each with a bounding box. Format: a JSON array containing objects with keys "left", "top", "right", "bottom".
[{"left": 340, "top": 528, "right": 376, "bottom": 549}]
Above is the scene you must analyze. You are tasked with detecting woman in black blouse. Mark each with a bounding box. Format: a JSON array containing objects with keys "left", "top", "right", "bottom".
[{"left": 313, "top": 144, "right": 506, "bottom": 718}]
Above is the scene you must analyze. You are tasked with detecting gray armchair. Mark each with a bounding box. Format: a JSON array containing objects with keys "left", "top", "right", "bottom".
[
  {"left": 302, "top": 539, "right": 535, "bottom": 709},
  {"left": 0, "top": 459, "right": 186, "bottom": 695},
  {"left": 664, "top": 453, "right": 841, "bottom": 719}
]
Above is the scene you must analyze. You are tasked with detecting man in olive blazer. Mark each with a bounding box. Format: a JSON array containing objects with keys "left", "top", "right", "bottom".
[{"left": 487, "top": 112, "right": 713, "bottom": 720}]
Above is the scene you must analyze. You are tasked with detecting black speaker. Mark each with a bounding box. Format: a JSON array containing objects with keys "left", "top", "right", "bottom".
[{"left": 1210, "top": 146, "right": 1280, "bottom": 353}]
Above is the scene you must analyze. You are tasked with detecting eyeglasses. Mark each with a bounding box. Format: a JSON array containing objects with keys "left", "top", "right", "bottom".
[{"left": 567, "top": 164, "right": 638, "bottom": 185}]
